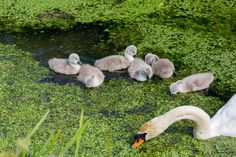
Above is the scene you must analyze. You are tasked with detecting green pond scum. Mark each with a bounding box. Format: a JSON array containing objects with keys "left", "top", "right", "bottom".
[{"left": 0, "top": 0, "right": 236, "bottom": 156}]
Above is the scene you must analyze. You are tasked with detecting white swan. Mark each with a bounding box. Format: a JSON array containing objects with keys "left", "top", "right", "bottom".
[
  {"left": 132, "top": 94, "right": 236, "bottom": 148},
  {"left": 94, "top": 45, "right": 137, "bottom": 72}
]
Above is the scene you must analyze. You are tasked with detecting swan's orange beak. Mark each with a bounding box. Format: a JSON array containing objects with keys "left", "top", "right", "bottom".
[{"left": 132, "top": 138, "right": 145, "bottom": 148}]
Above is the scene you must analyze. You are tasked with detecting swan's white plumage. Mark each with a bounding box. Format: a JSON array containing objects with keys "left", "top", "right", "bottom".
[
  {"left": 135, "top": 94, "right": 236, "bottom": 144},
  {"left": 210, "top": 94, "right": 236, "bottom": 137}
]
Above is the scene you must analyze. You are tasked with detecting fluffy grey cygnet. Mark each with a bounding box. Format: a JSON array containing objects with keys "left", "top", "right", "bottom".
[
  {"left": 128, "top": 58, "right": 153, "bottom": 81},
  {"left": 169, "top": 72, "right": 214, "bottom": 95},
  {"left": 77, "top": 64, "right": 105, "bottom": 88},
  {"left": 145, "top": 53, "right": 175, "bottom": 79},
  {"left": 94, "top": 45, "right": 137, "bottom": 72},
  {"left": 48, "top": 53, "right": 82, "bottom": 75}
]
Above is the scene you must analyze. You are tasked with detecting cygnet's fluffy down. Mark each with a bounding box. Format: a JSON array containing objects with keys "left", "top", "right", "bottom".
[
  {"left": 128, "top": 58, "right": 153, "bottom": 81},
  {"left": 94, "top": 45, "right": 137, "bottom": 72},
  {"left": 145, "top": 53, "right": 175, "bottom": 79},
  {"left": 169, "top": 72, "right": 214, "bottom": 95},
  {"left": 77, "top": 64, "right": 105, "bottom": 88},
  {"left": 48, "top": 53, "right": 81, "bottom": 75}
]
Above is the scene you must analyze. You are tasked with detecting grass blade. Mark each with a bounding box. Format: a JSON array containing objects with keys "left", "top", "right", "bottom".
[
  {"left": 43, "top": 131, "right": 61, "bottom": 155},
  {"left": 18, "top": 110, "right": 50, "bottom": 156},
  {"left": 36, "top": 130, "right": 61, "bottom": 156},
  {"left": 26, "top": 110, "right": 50, "bottom": 139},
  {"left": 79, "top": 109, "right": 84, "bottom": 129},
  {"left": 38, "top": 130, "right": 56, "bottom": 155},
  {"left": 32, "top": 132, "right": 38, "bottom": 156},
  {"left": 75, "top": 109, "right": 84, "bottom": 157},
  {"left": 58, "top": 120, "right": 89, "bottom": 157},
  {"left": 104, "top": 128, "right": 113, "bottom": 157}
]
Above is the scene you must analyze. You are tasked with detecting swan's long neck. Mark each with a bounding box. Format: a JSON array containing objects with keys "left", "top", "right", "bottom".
[
  {"left": 164, "top": 106, "right": 210, "bottom": 128},
  {"left": 144, "top": 106, "right": 212, "bottom": 140}
]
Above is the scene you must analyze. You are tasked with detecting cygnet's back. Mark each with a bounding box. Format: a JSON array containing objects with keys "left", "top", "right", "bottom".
[
  {"left": 128, "top": 58, "right": 153, "bottom": 81},
  {"left": 152, "top": 59, "right": 175, "bottom": 79},
  {"left": 77, "top": 64, "right": 105, "bottom": 88},
  {"left": 94, "top": 45, "right": 137, "bottom": 72},
  {"left": 145, "top": 53, "right": 175, "bottom": 79},
  {"left": 48, "top": 53, "right": 81, "bottom": 75},
  {"left": 169, "top": 72, "right": 214, "bottom": 95},
  {"left": 183, "top": 73, "right": 214, "bottom": 91},
  {"left": 94, "top": 55, "right": 130, "bottom": 72}
]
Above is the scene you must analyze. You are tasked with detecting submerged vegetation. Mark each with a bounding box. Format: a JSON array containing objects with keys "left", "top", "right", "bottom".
[{"left": 0, "top": 0, "right": 236, "bottom": 156}]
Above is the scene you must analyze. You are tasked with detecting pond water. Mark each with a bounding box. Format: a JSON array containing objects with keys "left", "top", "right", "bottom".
[{"left": 0, "top": 26, "right": 129, "bottom": 84}]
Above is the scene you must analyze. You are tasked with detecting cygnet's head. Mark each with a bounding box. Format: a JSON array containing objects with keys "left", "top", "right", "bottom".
[
  {"left": 68, "top": 53, "right": 82, "bottom": 64},
  {"left": 169, "top": 80, "right": 183, "bottom": 95},
  {"left": 141, "top": 67, "right": 153, "bottom": 79},
  {"left": 124, "top": 45, "right": 137, "bottom": 57},
  {"left": 145, "top": 53, "right": 159, "bottom": 65}
]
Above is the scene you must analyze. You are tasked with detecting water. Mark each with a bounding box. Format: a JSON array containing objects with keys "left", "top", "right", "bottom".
[
  {"left": 0, "top": 25, "right": 129, "bottom": 83},
  {"left": 0, "top": 25, "right": 110, "bottom": 65}
]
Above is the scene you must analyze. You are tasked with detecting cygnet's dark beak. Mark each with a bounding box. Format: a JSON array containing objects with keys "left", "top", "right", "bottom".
[
  {"left": 78, "top": 60, "right": 82, "bottom": 64},
  {"left": 170, "top": 93, "right": 176, "bottom": 97},
  {"left": 168, "top": 91, "right": 176, "bottom": 97}
]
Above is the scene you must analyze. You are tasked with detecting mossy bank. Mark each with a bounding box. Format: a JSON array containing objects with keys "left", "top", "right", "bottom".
[{"left": 0, "top": 0, "right": 236, "bottom": 156}]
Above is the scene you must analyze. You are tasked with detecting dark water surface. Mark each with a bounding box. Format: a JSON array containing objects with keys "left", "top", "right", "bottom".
[
  {"left": 0, "top": 26, "right": 129, "bottom": 84},
  {"left": 0, "top": 26, "right": 111, "bottom": 65}
]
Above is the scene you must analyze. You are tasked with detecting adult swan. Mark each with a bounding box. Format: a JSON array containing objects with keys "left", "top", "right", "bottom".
[{"left": 132, "top": 94, "right": 236, "bottom": 148}]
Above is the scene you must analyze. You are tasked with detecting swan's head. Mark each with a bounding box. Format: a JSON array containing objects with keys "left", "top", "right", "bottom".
[
  {"left": 169, "top": 80, "right": 183, "bottom": 95},
  {"left": 144, "top": 53, "right": 159, "bottom": 65},
  {"left": 68, "top": 53, "right": 82, "bottom": 64},
  {"left": 132, "top": 117, "right": 167, "bottom": 148},
  {"left": 124, "top": 45, "right": 137, "bottom": 57}
]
